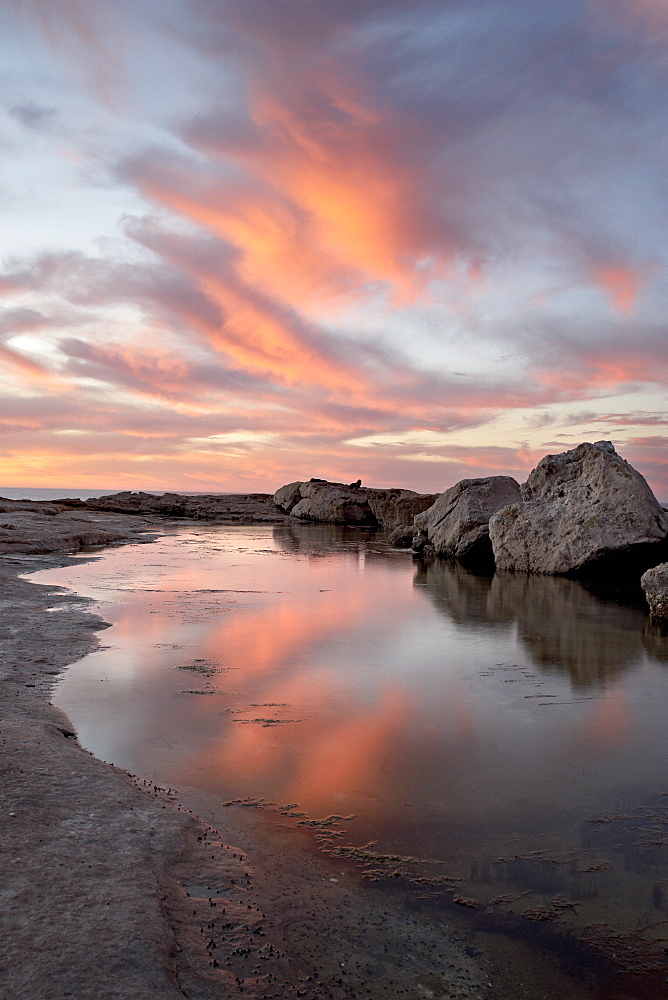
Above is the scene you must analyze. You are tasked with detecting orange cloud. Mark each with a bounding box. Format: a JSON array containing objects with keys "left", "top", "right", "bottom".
[
  {"left": 535, "top": 349, "right": 667, "bottom": 394},
  {"left": 592, "top": 265, "right": 645, "bottom": 314}
]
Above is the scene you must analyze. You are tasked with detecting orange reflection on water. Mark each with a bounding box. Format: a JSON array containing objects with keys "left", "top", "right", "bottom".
[
  {"left": 286, "top": 685, "right": 411, "bottom": 813},
  {"left": 200, "top": 581, "right": 386, "bottom": 680},
  {"left": 578, "top": 688, "right": 632, "bottom": 748}
]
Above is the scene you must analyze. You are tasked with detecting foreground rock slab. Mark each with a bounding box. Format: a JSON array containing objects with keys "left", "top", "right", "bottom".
[
  {"left": 642, "top": 562, "right": 668, "bottom": 620},
  {"left": 413, "top": 476, "right": 521, "bottom": 567},
  {"left": 0, "top": 497, "right": 157, "bottom": 554},
  {"left": 489, "top": 441, "right": 668, "bottom": 576}
]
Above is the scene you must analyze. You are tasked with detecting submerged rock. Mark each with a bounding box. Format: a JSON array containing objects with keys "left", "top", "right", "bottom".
[
  {"left": 413, "top": 476, "right": 521, "bottom": 568},
  {"left": 489, "top": 441, "right": 668, "bottom": 576},
  {"left": 641, "top": 562, "right": 668, "bottom": 620}
]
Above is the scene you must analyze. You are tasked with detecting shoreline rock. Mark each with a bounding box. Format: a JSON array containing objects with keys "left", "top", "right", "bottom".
[
  {"left": 273, "top": 478, "right": 438, "bottom": 533},
  {"left": 412, "top": 476, "right": 521, "bottom": 568},
  {"left": 57, "top": 490, "right": 294, "bottom": 523},
  {"left": 489, "top": 441, "right": 668, "bottom": 577},
  {"left": 641, "top": 562, "right": 668, "bottom": 620}
]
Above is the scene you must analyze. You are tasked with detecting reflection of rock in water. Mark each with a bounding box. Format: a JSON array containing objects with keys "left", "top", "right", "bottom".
[
  {"left": 413, "top": 560, "right": 506, "bottom": 628},
  {"left": 271, "top": 524, "right": 412, "bottom": 572},
  {"left": 271, "top": 524, "right": 376, "bottom": 552},
  {"left": 642, "top": 618, "right": 668, "bottom": 663},
  {"left": 489, "top": 572, "right": 646, "bottom": 688},
  {"left": 416, "top": 561, "right": 648, "bottom": 687}
]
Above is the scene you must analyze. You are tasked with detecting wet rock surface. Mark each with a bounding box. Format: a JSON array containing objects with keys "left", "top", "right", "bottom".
[
  {"left": 489, "top": 441, "right": 668, "bottom": 576},
  {"left": 641, "top": 561, "right": 668, "bottom": 620},
  {"left": 413, "top": 476, "right": 521, "bottom": 567}
]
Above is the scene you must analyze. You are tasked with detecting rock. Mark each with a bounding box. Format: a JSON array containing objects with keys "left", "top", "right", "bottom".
[
  {"left": 413, "top": 477, "right": 521, "bottom": 568},
  {"left": 273, "top": 482, "right": 304, "bottom": 513},
  {"left": 273, "top": 480, "right": 437, "bottom": 530},
  {"left": 489, "top": 441, "right": 668, "bottom": 576},
  {"left": 366, "top": 489, "right": 439, "bottom": 532},
  {"left": 67, "top": 492, "right": 293, "bottom": 523},
  {"left": 290, "top": 481, "right": 376, "bottom": 526},
  {"left": 641, "top": 562, "right": 668, "bottom": 620},
  {"left": 0, "top": 501, "right": 156, "bottom": 556},
  {"left": 387, "top": 524, "right": 416, "bottom": 548}
]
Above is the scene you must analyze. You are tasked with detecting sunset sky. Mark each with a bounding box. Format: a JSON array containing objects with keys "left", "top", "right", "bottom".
[{"left": 1, "top": 0, "right": 666, "bottom": 496}]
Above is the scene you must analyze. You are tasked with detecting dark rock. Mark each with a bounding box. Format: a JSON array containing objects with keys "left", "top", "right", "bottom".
[
  {"left": 413, "top": 476, "right": 521, "bottom": 568},
  {"left": 290, "top": 481, "right": 376, "bottom": 526},
  {"left": 387, "top": 524, "right": 416, "bottom": 548}
]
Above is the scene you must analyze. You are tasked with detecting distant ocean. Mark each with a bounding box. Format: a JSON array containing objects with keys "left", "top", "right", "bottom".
[{"left": 0, "top": 488, "right": 223, "bottom": 502}]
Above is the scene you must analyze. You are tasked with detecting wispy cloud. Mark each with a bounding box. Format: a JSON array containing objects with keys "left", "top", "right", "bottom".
[{"left": 0, "top": 0, "right": 666, "bottom": 495}]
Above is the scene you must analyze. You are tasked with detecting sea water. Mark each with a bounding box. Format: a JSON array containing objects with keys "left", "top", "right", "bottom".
[{"left": 32, "top": 523, "right": 668, "bottom": 997}]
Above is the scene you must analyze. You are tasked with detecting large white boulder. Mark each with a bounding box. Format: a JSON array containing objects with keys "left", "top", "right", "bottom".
[{"left": 489, "top": 441, "right": 668, "bottom": 576}]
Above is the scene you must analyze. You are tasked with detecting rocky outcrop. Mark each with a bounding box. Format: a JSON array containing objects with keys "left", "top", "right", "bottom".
[
  {"left": 289, "top": 480, "right": 376, "bottom": 525},
  {"left": 273, "top": 479, "right": 437, "bottom": 532},
  {"left": 489, "top": 441, "right": 668, "bottom": 576},
  {"left": 0, "top": 499, "right": 156, "bottom": 555},
  {"left": 366, "top": 489, "right": 439, "bottom": 532},
  {"left": 60, "top": 491, "right": 293, "bottom": 523},
  {"left": 273, "top": 482, "right": 304, "bottom": 512},
  {"left": 641, "top": 562, "right": 668, "bottom": 620},
  {"left": 412, "top": 476, "right": 521, "bottom": 568}
]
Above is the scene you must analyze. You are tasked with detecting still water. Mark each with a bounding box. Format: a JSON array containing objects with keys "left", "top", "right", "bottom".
[{"left": 35, "top": 523, "right": 668, "bottom": 993}]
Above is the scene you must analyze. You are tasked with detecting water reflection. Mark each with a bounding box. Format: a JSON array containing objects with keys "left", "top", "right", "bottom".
[
  {"left": 413, "top": 560, "right": 504, "bottom": 628},
  {"left": 416, "top": 561, "right": 648, "bottom": 688},
  {"left": 33, "top": 525, "right": 668, "bottom": 983},
  {"left": 642, "top": 618, "right": 668, "bottom": 663},
  {"left": 272, "top": 524, "right": 377, "bottom": 551}
]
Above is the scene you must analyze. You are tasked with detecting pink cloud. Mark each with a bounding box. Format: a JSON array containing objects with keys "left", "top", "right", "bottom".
[{"left": 591, "top": 265, "right": 646, "bottom": 314}]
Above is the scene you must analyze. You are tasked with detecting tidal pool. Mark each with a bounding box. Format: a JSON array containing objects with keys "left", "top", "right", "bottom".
[{"left": 36, "top": 523, "right": 668, "bottom": 996}]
